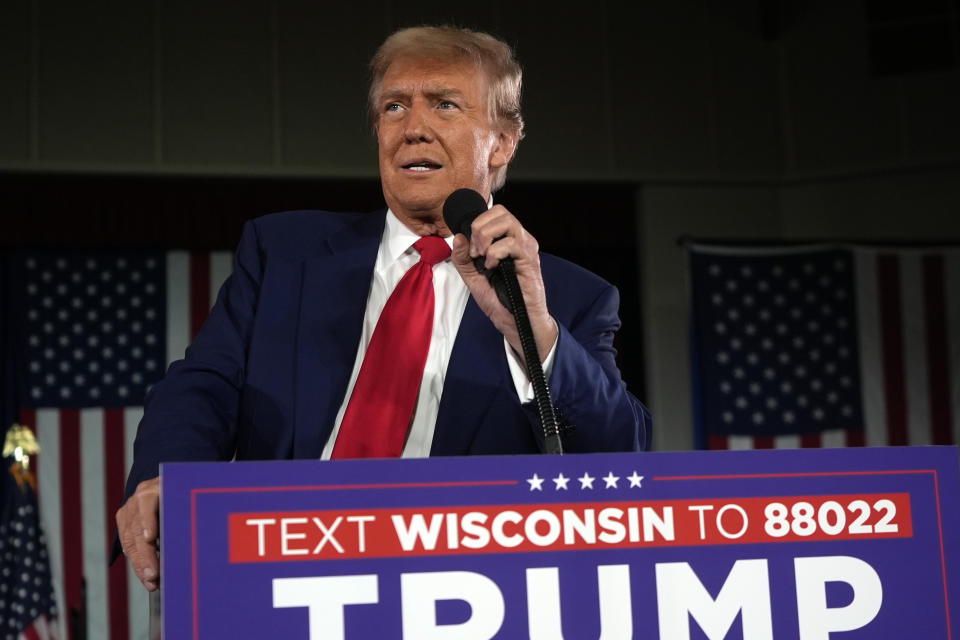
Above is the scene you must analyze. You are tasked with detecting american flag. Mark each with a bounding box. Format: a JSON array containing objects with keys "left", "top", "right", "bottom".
[
  {"left": 4, "top": 250, "right": 231, "bottom": 640},
  {"left": 688, "top": 244, "right": 960, "bottom": 450},
  {"left": 0, "top": 467, "right": 57, "bottom": 640}
]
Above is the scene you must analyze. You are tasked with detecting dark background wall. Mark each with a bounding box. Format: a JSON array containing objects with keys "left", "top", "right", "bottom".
[{"left": 2, "top": 0, "right": 959, "bottom": 449}]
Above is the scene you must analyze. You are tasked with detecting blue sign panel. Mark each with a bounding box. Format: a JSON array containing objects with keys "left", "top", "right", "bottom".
[{"left": 161, "top": 447, "right": 960, "bottom": 639}]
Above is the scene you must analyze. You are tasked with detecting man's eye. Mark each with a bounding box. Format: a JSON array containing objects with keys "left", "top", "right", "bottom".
[
  {"left": 438, "top": 101, "right": 457, "bottom": 110},
  {"left": 385, "top": 103, "right": 402, "bottom": 112}
]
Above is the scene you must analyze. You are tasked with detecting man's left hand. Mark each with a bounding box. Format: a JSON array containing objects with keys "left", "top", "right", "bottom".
[{"left": 451, "top": 204, "right": 557, "bottom": 366}]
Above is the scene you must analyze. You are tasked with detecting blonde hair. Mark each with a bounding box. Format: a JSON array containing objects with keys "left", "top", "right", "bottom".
[{"left": 369, "top": 26, "right": 525, "bottom": 191}]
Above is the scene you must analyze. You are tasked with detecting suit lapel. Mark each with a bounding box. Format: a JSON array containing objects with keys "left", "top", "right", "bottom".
[
  {"left": 293, "top": 211, "right": 385, "bottom": 458},
  {"left": 431, "top": 298, "right": 506, "bottom": 455}
]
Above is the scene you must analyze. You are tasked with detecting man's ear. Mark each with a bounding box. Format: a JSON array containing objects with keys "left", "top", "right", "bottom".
[{"left": 489, "top": 129, "right": 518, "bottom": 170}]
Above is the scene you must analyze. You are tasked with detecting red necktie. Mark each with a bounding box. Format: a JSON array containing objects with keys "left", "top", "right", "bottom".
[{"left": 331, "top": 235, "right": 451, "bottom": 459}]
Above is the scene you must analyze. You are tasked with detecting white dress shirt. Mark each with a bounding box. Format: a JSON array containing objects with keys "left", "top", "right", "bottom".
[{"left": 321, "top": 209, "right": 555, "bottom": 459}]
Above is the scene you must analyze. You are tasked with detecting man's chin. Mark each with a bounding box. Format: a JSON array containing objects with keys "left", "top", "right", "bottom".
[{"left": 386, "top": 191, "right": 446, "bottom": 218}]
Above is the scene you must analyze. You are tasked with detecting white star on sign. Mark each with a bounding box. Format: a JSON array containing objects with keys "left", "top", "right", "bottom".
[
  {"left": 553, "top": 473, "right": 570, "bottom": 490},
  {"left": 602, "top": 472, "right": 620, "bottom": 489},
  {"left": 627, "top": 472, "right": 644, "bottom": 488},
  {"left": 527, "top": 474, "right": 544, "bottom": 491},
  {"left": 578, "top": 473, "right": 595, "bottom": 489}
]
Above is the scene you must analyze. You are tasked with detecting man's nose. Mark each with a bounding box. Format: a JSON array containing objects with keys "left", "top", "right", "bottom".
[{"left": 403, "top": 103, "right": 434, "bottom": 143}]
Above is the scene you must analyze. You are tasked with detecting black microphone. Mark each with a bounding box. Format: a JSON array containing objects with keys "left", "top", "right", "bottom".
[{"left": 442, "top": 188, "right": 513, "bottom": 312}]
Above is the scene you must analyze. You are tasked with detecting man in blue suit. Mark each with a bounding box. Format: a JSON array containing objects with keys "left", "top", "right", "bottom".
[{"left": 117, "top": 25, "right": 650, "bottom": 590}]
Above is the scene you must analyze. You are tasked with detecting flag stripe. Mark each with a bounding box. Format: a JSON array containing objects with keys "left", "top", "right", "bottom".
[
  {"left": 708, "top": 429, "right": 864, "bottom": 450},
  {"left": 947, "top": 253, "right": 960, "bottom": 447},
  {"left": 855, "top": 252, "right": 888, "bottom": 447},
  {"left": 59, "top": 410, "right": 82, "bottom": 640},
  {"left": 753, "top": 436, "right": 774, "bottom": 449},
  {"left": 81, "top": 409, "right": 107, "bottom": 640},
  {"left": 821, "top": 429, "right": 847, "bottom": 448},
  {"left": 189, "top": 253, "right": 210, "bottom": 341},
  {"left": 166, "top": 252, "right": 189, "bottom": 366},
  {"left": 901, "top": 255, "right": 932, "bottom": 446},
  {"left": 877, "top": 255, "right": 908, "bottom": 445},
  {"left": 774, "top": 434, "right": 800, "bottom": 449},
  {"left": 105, "top": 409, "right": 130, "bottom": 640},
  {"left": 21, "top": 626, "right": 41, "bottom": 640},
  {"left": 923, "top": 255, "right": 954, "bottom": 444},
  {"left": 209, "top": 252, "right": 233, "bottom": 310},
  {"left": 707, "top": 435, "right": 727, "bottom": 450},
  {"left": 124, "top": 408, "right": 149, "bottom": 640},
  {"left": 34, "top": 410, "right": 67, "bottom": 640},
  {"left": 18, "top": 615, "right": 55, "bottom": 640},
  {"left": 846, "top": 429, "right": 865, "bottom": 447},
  {"left": 800, "top": 433, "right": 821, "bottom": 448}
]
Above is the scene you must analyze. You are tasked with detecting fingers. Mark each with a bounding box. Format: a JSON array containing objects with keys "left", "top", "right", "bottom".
[
  {"left": 467, "top": 205, "right": 539, "bottom": 269},
  {"left": 451, "top": 233, "right": 473, "bottom": 268},
  {"left": 116, "top": 477, "right": 161, "bottom": 591},
  {"left": 453, "top": 205, "right": 557, "bottom": 363}
]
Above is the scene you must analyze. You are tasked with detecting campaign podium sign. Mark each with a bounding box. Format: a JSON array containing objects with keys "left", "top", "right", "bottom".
[{"left": 160, "top": 446, "right": 960, "bottom": 639}]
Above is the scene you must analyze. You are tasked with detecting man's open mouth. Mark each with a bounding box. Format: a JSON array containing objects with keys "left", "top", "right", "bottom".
[{"left": 402, "top": 161, "right": 442, "bottom": 171}]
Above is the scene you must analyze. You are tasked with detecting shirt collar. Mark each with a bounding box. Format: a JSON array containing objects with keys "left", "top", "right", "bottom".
[{"left": 384, "top": 207, "right": 486, "bottom": 264}]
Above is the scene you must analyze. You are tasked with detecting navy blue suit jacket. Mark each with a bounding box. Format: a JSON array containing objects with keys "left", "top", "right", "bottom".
[{"left": 123, "top": 210, "right": 649, "bottom": 497}]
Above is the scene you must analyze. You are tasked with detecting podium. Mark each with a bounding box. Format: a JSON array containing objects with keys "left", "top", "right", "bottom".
[{"left": 159, "top": 447, "right": 960, "bottom": 639}]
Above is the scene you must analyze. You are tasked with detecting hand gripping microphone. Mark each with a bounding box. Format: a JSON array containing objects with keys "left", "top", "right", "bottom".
[
  {"left": 442, "top": 187, "right": 514, "bottom": 312},
  {"left": 442, "top": 188, "right": 564, "bottom": 455}
]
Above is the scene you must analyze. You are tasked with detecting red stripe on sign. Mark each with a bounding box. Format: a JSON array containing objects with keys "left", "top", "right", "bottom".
[
  {"left": 707, "top": 435, "right": 729, "bottom": 450},
  {"left": 104, "top": 409, "right": 130, "bottom": 640},
  {"left": 878, "top": 255, "right": 908, "bottom": 446},
  {"left": 60, "top": 410, "right": 83, "bottom": 640},
  {"left": 753, "top": 436, "right": 774, "bottom": 449},
  {"left": 189, "top": 252, "right": 211, "bottom": 340},
  {"left": 923, "top": 255, "right": 954, "bottom": 445},
  {"left": 933, "top": 471, "right": 954, "bottom": 639},
  {"left": 227, "top": 493, "right": 913, "bottom": 562},
  {"left": 800, "top": 433, "right": 821, "bottom": 448}
]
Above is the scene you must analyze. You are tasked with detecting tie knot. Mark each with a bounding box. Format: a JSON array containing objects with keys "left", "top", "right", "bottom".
[{"left": 414, "top": 235, "right": 451, "bottom": 266}]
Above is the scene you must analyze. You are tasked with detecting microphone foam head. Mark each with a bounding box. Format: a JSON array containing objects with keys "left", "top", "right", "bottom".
[{"left": 443, "top": 188, "right": 488, "bottom": 239}]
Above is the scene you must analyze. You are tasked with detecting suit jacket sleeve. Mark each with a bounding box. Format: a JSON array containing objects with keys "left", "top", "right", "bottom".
[
  {"left": 526, "top": 258, "right": 651, "bottom": 453},
  {"left": 122, "top": 218, "right": 264, "bottom": 499}
]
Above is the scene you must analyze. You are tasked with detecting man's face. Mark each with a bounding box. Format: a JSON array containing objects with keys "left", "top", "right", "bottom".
[{"left": 375, "top": 56, "right": 515, "bottom": 234}]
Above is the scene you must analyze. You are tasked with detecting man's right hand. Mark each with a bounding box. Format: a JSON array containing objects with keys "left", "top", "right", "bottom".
[{"left": 116, "top": 477, "right": 160, "bottom": 591}]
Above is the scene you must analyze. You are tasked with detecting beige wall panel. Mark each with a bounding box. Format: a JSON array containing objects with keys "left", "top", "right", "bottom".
[
  {"left": 781, "top": 168, "right": 960, "bottom": 239},
  {"left": 709, "top": 4, "right": 783, "bottom": 173},
  {"left": 37, "top": 2, "right": 153, "bottom": 164},
  {"left": 0, "top": 1, "right": 31, "bottom": 162},
  {"left": 162, "top": 0, "right": 273, "bottom": 165},
  {"left": 502, "top": 5, "right": 613, "bottom": 178},
  {"left": 607, "top": 1, "right": 715, "bottom": 173},
  {"left": 781, "top": 2, "right": 900, "bottom": 172},
  {"left": 278, "top": 2, "right": 385, "bottom": 172},
  {"left": 899, "top": 73, "right": 960, "bottom": 161},
  {"left": 387, "top": 2, "right": 502, "bottom": 31},
  {"left": 640, "top": 184, "right": 781, "bottom": 451}
]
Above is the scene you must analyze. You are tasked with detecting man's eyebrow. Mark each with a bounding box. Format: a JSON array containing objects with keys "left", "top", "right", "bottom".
[
  {"left": 378, "top": 86, "right": 468, "bottom": 103},
  {"left": 379, "top": 87, "right": 409, "bottom": 103},
  {"left": 424, "top": 87, "right": 466, "bottom": 101}
]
